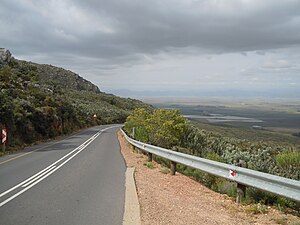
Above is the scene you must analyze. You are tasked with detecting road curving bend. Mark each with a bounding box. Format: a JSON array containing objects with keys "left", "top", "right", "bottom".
[{"left": 0, "top": 125, "right": 126, "bottom": 225}]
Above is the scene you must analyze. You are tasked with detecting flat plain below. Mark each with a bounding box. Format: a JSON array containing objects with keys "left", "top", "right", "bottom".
[{"left": 145, "top": 97, "right": 300, "bottom": 148}]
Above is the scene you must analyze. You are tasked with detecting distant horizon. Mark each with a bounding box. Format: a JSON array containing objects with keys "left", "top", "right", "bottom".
[{"left": 104, "top": 88, "right": 300, "bottom": 100}]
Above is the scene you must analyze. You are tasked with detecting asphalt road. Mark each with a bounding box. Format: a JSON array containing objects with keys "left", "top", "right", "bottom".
[{"left": 0, "top": 125, "right": 126, "bottom": 225}]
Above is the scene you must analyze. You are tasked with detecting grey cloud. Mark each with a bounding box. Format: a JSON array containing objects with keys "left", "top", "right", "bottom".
[
  {"left": 1, "top": 0, "right": 300, "bottom": 96},
  {"left": 74, "top": 0, "right": 300, "bottom": 52},
  {"left": 2, "top": 0, "right": 300, "bottom": 62},
  {"left": 262, "top": 59, "right": 293, "bottom": 69},
  {"left": 256, "top": 51, "right": 265, "bottom": 55}
]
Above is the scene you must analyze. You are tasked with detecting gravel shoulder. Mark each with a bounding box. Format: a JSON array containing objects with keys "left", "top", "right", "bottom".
[{"left": 118, "top": 131, "right": 300, "bottom": 225}]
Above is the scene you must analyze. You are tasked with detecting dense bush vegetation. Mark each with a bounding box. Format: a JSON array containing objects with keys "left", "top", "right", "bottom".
[
  {"left": 181, "top": 124, "right": 300, "bottom": 181},
  {"left": 125, "top": 108, "right": 186, "bottom": 148},
  {"left": 124, "top": 108, "right": 300, "bottom": 211},
  {"left": 0, "top": 60, "right": 151, "bottom": 152}
]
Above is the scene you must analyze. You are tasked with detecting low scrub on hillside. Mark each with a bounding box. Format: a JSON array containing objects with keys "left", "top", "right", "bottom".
[{"left": 0, "top": 60, "right": 151, "bottom": 151}]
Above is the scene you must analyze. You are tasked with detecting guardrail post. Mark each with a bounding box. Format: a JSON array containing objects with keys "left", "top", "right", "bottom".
[
  {"left": 131, "top": 128, "right": 137, "bottom": 151},
  {"left": 170, "top": 161, "right": 177, "bottom": 175},
  {"left": 236, "top": 183, "right": 246, "bottom": 203},
  {"left": 148, "top": 153, "right": 153, "bottom": 162},
  {"left": 132, "top": 127, "right": 135, "bottom": 139}
]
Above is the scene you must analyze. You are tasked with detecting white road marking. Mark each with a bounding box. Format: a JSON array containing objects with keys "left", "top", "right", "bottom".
[
  {"left": 0, "top": 125, "right": 121, "bottom": 207},
  {"left": 21, "top": 166, "right": 56, "bottom": 188},
  {"left": 0, "top": 164, "right": 54, "bottom": 198}
]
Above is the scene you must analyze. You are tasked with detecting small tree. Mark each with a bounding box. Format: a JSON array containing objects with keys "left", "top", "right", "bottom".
[
  {"left": 147, "top": 109, "right": 187, "bottom": 149},
  {"left": 124, "top": 108, "right": 187, "bottom": 148},
  {"left": 124, "top": 108, "right": 150, "bottom": 142}
]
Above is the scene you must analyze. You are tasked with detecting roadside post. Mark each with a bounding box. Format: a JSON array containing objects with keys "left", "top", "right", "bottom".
[
  {"left": 132, "top": 127, "right": 135, "bottom": 139},
  {"left": 2, "top": 128, "right": 7, "bottom": 152},
  {"left": 170, "top": 147, "right": 178, "bottom": 175},
  {"left": 132, "top": 127, "right": 136, "bottom": 151}
]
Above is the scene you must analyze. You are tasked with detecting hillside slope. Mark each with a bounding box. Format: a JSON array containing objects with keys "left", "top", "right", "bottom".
[{"left": 0, "top": 48, "right": 151, "bottom": 150}]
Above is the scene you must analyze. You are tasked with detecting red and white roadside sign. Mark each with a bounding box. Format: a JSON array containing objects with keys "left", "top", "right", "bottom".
[
  {"left": 2, "top": 129, "right": 7, "bottom": 144},
  {"left": 229, "top": 169, "right": 235, "bottom": 178}
]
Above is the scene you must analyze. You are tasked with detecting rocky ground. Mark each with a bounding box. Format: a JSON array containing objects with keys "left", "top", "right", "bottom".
[{"left": 118, "top": 131, "right": 300, "bottom": 225}]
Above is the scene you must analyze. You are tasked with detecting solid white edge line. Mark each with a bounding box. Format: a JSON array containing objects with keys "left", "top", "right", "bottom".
[{"left": 0, "top": 125, "right": 121, "bottom": 207}]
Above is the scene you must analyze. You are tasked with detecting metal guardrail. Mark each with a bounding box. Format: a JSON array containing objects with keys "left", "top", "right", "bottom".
[{"left": 121, "top": 129, "right": 300, "bottom": 202}]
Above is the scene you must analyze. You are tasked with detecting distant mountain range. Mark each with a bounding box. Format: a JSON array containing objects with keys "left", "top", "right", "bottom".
[
  {"left": 108, "top": 88, "right": 300, "bottom": 99},
  {"left": 0, "top": 48, "right": 151, "bottom": 150}
]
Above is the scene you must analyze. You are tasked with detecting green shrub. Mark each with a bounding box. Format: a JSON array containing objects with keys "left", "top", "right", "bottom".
[
  {"left": 160, "top": 167, "right": 170, "bottom": 174},
  {"left": 246, "top": 203, "right": 269, "bottom": 214},
  {"left": 276, "top": 150, "right": 300, "bottom": 180},
  {"left": 205, "top": 152, "right": 225, "bottom": 163},
  {"left": 144, "top": 162, "right": 155, "bottom": 169},
  {"left": 276, "top": 150, "right": 300, "bottom": 168},
  {"left": 125, "top": 108, "right": 187, "bottom": 149}
]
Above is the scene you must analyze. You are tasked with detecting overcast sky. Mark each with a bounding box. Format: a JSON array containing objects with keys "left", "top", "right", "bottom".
[{"left": 1, "top": 0, "right": 300, "bottom": 98}]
